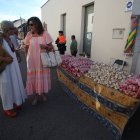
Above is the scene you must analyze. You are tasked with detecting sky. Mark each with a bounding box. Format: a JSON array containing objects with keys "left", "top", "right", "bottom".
[{"left": 0, "top": 0, "right": 48, "bottom": 22}]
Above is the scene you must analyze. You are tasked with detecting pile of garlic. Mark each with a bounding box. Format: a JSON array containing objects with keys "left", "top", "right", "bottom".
[{"left": 85, "top": 63, "right": 131, "bottom": 90}]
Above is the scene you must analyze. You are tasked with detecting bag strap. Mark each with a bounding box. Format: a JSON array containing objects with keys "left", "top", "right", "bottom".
[{"left": 42, "top": 31, "right": 47, "bottom": 45}]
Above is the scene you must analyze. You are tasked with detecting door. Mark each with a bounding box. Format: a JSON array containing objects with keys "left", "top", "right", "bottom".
[
  {"left": 61, "top": 13, "right": 66, "bottom": 36},
  {"left": 83, "top": 4, "right": 94, "bottom": 57}
]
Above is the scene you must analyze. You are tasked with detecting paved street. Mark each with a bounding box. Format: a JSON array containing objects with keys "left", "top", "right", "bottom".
[{"left": 0, "top": 50, "right": 140, "bottom": 140}]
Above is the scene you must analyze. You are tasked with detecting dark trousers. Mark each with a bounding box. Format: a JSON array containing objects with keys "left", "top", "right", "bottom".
[
  {"left": 57, "top": 44, "right": 66, "bottom": 55},
  {"left": 71, "top": 51, "right": 77, "bottom": 57}
]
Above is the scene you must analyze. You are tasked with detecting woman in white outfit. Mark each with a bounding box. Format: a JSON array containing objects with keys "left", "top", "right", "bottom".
[{"left": 0, "top": 20, "right": 26, "bottom": 117}]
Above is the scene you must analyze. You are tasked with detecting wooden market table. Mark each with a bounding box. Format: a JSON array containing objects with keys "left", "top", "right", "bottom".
[{"left": 57, "top": 67, "right": 140, "bottom": 140}]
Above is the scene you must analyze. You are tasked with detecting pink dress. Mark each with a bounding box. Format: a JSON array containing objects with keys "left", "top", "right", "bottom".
[{"left": 24, "top": 31, "right": 52, "bottom": 95}]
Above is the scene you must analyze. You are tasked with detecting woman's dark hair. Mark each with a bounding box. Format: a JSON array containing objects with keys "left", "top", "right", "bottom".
[
  {"left": 27, "top": 16, "right": 44, "bottom": 35},
  {"left": 71, "top": 35, "right": 75, "bottom": 39}
]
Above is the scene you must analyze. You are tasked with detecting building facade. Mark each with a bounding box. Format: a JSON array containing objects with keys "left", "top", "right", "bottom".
[
  {"left": 41, "top": 0, "right": 139, "bottom": 73},
  {"left": 13, "top": 18, "right": 28, "bottom": 38}
]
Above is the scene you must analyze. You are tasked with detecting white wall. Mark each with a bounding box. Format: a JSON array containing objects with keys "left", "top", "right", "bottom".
[
  {"left": 41, "top": 0, "right": 94, "bottom": 51},
  {"left": 41, "top": 0, "right": 133, "bottom": 72},
  {"left": 91, "top": 0, "right": 132, "bottom": 71}
]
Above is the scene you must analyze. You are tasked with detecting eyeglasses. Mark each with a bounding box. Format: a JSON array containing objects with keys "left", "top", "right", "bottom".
[{"left": 29, "top": 24, "right": 34, "bottom": 26}]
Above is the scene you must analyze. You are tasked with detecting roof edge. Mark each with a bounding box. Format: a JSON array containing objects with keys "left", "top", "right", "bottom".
[{"left": 41, "top": 0, "right": 50, "bottom": 8}]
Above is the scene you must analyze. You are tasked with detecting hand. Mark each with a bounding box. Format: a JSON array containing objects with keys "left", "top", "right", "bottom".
[
  {"left": 15, "top": 50, "right": 21, "bottom": 63},
  {"left": 40, "top": 44, "right": 46, "bottom": 49},
  {"left": 47, "top": 43, "right": 54, "bottom": 52},
  {"left": 17, "top": 56, "right": 21, "bottom": 63},
  {"left": 46, "top": 45, "right": 53, "bottom": 52},
  {"left": 40, "top": 44, "right": 53, "bottom": 52},
  {"left": 4, "top": 57, "right": 13, "bottom": 64}
]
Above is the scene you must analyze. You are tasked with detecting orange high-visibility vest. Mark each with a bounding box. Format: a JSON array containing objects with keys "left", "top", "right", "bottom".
[{"left": 58, "top": 36, "right": 66, "bottom": 43}]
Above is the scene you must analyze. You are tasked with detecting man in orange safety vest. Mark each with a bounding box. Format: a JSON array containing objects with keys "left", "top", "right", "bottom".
[{"left": 55, "top": 31, "right": 66, "bottom": 55}]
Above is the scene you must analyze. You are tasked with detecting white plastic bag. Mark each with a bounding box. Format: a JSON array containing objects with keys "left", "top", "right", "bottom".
[
  {"left": 48, "top": 52, "right": 57, "bottom": 67},
  {"left": 40, "top": 52, "right": 52, "bottom": 67},
  {"left": 54, "top": 51, "right": 62, "bottom": 65},
  {"left": 40, "top": 51, "right": 62, "bottom": 68}
]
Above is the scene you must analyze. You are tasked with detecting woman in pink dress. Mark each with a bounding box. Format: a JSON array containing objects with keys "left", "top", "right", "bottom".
[{"left": 24, "top": 17, "right": 53, "bottom": 105}]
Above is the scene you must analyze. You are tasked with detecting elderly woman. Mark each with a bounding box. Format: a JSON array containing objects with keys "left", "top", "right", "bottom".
[{"left": 0, "top": 20, "right": 26, "bottom": 117}]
